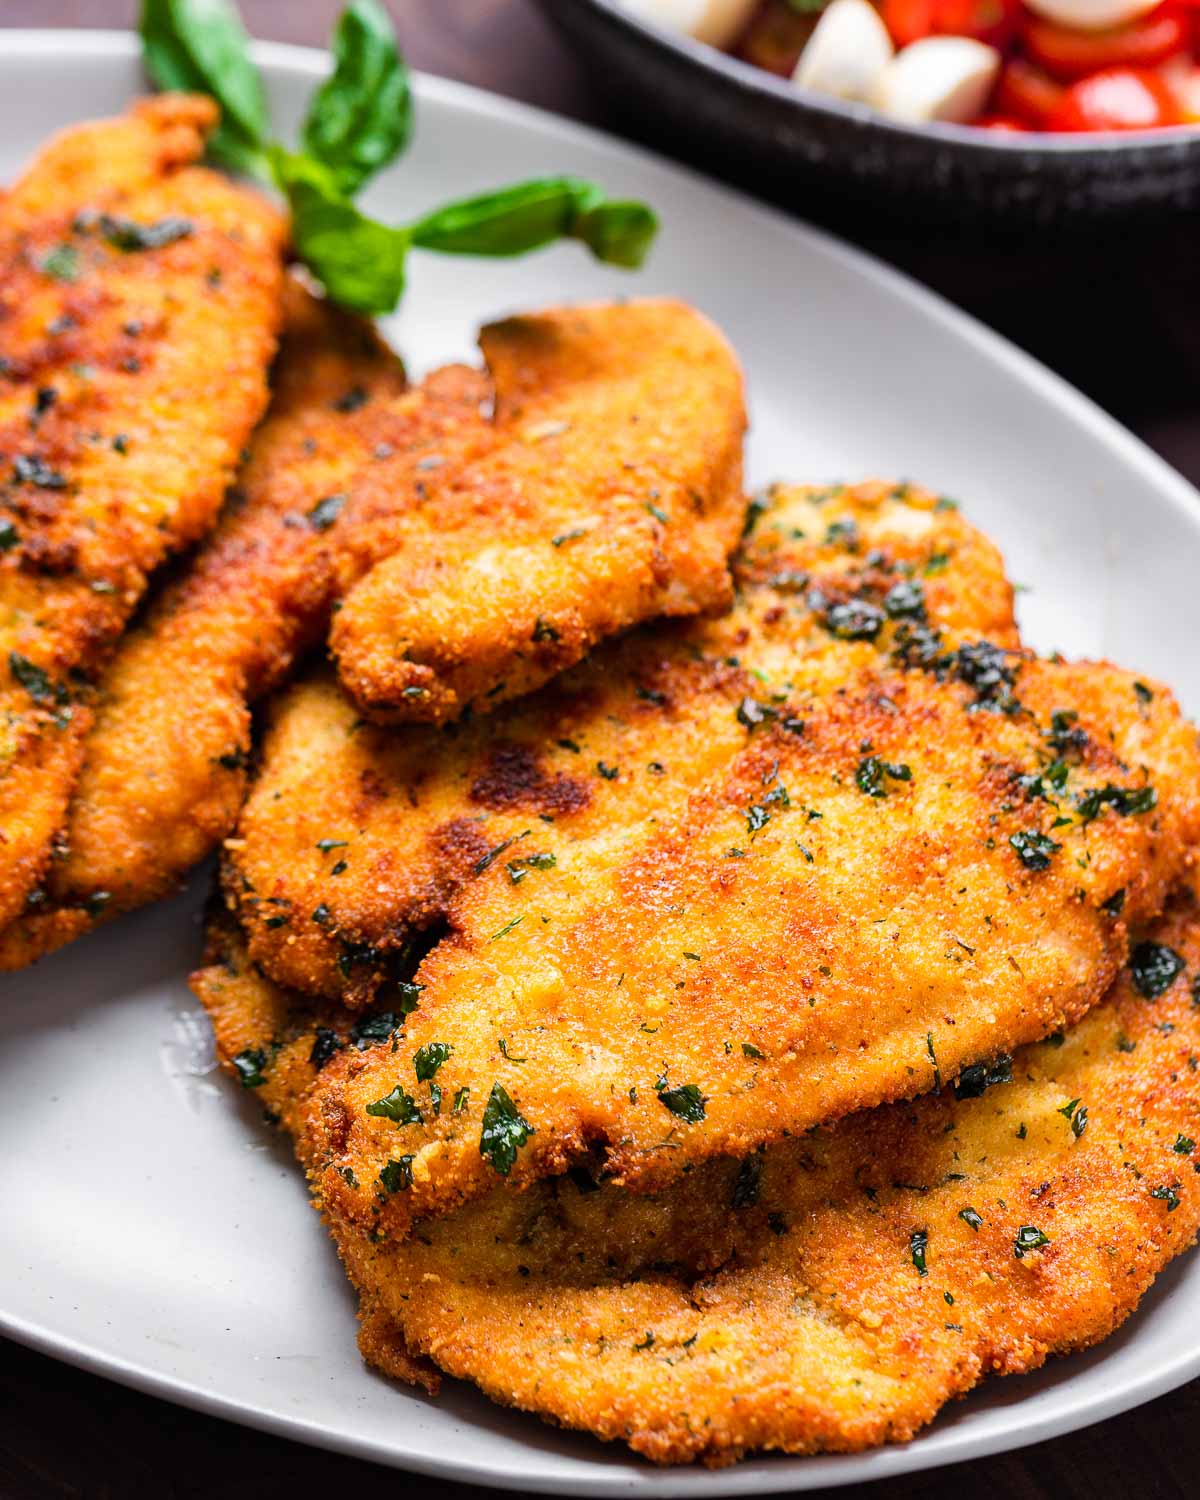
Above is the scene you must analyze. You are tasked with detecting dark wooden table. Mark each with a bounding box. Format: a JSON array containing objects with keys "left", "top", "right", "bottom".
[{"left": 3, "top": 4, "right": 1198, "bottom": 1497}]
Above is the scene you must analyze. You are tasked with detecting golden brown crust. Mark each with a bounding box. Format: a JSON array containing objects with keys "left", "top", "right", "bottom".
[
  {"left": 223, "top": 480, "right": 1200, "bottom": 1245},
  {"left": 0, "top": 298, "right": 503, "bottom": 968},
  {"left": 193, "top": 879, "right": 1200, "bottom": 1465},
  {"left": 0, "top": 95, "right": 286, "bottom": 925},
  {"left": 357, "top": 889, "right": 1200, "bottom": 1464},
  {"left": 229, "top": 482, "right": 1019, "bottom": 999},
  {"left": 329, "top": 299, "right": 747, "bottom": 725},
  {"left": 0, "top": 283, "right": 409, "bottom": 965},
  {"left": 1, "top": 295, "right": 740, "bottom": 966}
]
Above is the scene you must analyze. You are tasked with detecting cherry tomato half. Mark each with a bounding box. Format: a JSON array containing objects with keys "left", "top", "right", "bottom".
[
  {"left": 934, "top": 0, "right": 1021, "bottom": 47},
  {"left": 882, "top": 0, "right": 936, "bottom": 46},
  {"left": 883, "top": 0, "right": 1018, "bottom": 47},
  {"left": 994, "top": 58, "right": 1066, "bottom": 126},
  {"left": 1023, "top": 10, "right": 1189, "bottom": 81},
  {"left": 1046, "top": 66, "right": 1183, "bottom": 129},
  {"left": 1165, "top": 62, "right": 1200, "bottom": 120}
]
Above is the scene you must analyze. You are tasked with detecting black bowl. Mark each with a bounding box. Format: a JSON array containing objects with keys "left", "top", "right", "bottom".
[{"left": 539, "top": 0, "right": 1200, "bottom": 222}]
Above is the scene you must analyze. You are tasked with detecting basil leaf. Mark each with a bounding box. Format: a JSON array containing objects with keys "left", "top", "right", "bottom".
[
  {"left": 139, "top": 0, "right": 269, "bottom": 176},
  {"left": 301, "top": 0, "right": 412, "bottom": 194},
  {"left": 572, "top": 198, "right": 659, "bottom": 269},
  {"left": 410, "top": 177, "right": 599, "bottom": 256},
  {"left": 409, "top": 177, "right": 658, "bottom": 267},
  {"left": 271, "top": 149, "right": 410, "bottom": 313}
]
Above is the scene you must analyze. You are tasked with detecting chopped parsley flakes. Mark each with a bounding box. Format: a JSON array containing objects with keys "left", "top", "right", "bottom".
[
  {"left": 855, "top": 757, "right": 912, "bottom": 798},
  {"left": 378, "top": 1155, "right": 414, "bottom": 1193},
  {"left": 365, "top": 1084, "right": 424, "bottom": 1125},
  {"left": 1009, "top": 829, "right": 1060, "bottom": 871},
  {"left": 953, "top": 1053, "right": 1012, "bottom": 1100},
  {"left": 732, "top": 1156, "right": 762, "bottom": 1208},
  {"left": 655, "top": 1079, "right": 707, "bottom": 1123},
  {"left": 99, "top": 214, "right": 193, "bottom": 251},
  {"left": 1130, "top": 942, "right": 1186, "bottom": 999},
  {"left": 479, "top": 1083, "right": 534, "bottom": 1175},
  {"left": 414, "top": 1042, "right": 452, "bottom": 1082},
  {"left": 1013, "top": 1225, "right": 1051, "bottom": 1258},
  {"left": 1074, "top": 783, "right": 1157, "bottom": 823},
  {"left": 308, "top": 494, "right": 345, "bottom": 531},
  {"left": 232, "top": 1048, "right": 267, "bottom": 1089}
]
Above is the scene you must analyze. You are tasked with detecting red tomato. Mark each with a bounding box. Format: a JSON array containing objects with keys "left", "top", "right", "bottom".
[
  {"left": 883, "top": 0, "right": 1017, "bottom": 46},
  {"left": 1023, "top": 10, "right": 1189, "bottom": 81},
  {"left": 882, "top": 0, "right": 936, "bottom": 46},
  {"left": 1165, "top": 62, "right": 1200, "bottom": 120},
  {"left": 1046, "top": 66, "right": 1184, "bottom": 129},
  {"left": 934, "top": 0, "right": 1021, "bottom": 47},
  {"left": 977, "top": 113, "right": 1031, "bottom": 129},
  {"left": 995, "top": 59, "right": 1066, "bottom": 125}
]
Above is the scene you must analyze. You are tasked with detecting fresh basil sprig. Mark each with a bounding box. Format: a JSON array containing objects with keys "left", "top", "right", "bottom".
[
  {"left": 139, "top": 0, "right": 658, "bottom": 314},
  {"left": 272, "top": 161, "right": 659, "bottom": 315}
]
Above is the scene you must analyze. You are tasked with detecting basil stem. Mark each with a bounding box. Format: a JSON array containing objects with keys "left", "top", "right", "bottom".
[{"left": 271, "top": 149, "right": 410, "bottom": 315}]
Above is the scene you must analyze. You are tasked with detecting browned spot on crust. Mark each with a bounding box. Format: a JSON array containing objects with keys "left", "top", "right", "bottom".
[
  {"left": 470, "top": 741, "right": 591, "bottom": 816},
  {"left": 317, "top": 1089, "right": 353, "bottom": 1157},
  {"left": 356, "top": 766, "right": 390, "bottom": 809},
  {"left": 19, "top": 533, "right": 79, "bottom": 575},
  {"left": 431, "top": 815, "right": 492, "bottom": 871}
]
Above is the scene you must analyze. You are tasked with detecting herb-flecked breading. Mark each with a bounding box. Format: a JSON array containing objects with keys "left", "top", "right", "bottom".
[
  {"left": 0, "top": 95, "right": 286, "bottom": 926},
  {"left": 193, "top": 877, "right": 1200, "bottom": 1466},
  {"left": 224, "top": 480, "right": 1200, "bottom": 1241},
  {"left": 229, "top": 480, "right": 1020, "bottom": 1000},
  {"left": 0, "top": 279, "right": 496, "bottom": 966},
  {"left": 328, "top": 299, "right": 747, "bottom": 725},
  {"left": 0, "top": 297, "right": 743, "bottom": 968}
]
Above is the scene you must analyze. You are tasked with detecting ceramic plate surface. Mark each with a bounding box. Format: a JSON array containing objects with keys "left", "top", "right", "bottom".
[{"left": 2, "top": 31, "right": 1199, "bottom": 1497}]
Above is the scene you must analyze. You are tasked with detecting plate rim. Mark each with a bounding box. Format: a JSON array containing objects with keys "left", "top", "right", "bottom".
[{"left": 2, "top": 27, "right": 1200, "bottom": 1496}]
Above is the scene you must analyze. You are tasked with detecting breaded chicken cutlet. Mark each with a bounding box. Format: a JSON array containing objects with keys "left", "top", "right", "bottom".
[
  {"left": 222, "top": 482, "right": 1200, "bottom": 1240},
  {"left": 329, "top": 299, "right": 747, "bottom": 725},
  {"left": 229, "top": 481, "right": 1020, "bottom": 999},
  {"left": 0, "top": 282, "right": 481, "bottom": 965},
  {"left": 0, "top": 96, "right": 285, "bottom": 926},
  {"left": 0, "top": 295, "right": 746, "bottom": 966},
  {"left": 194, "top": 876, "right": 1200, "bottom": 1465}
]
